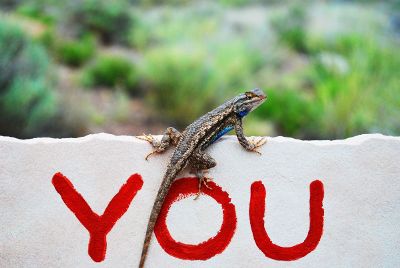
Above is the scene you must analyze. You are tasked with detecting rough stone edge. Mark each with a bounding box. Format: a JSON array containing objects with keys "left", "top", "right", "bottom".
[{"left": 0, "top": 133, "right": 399, "bottom": 146}]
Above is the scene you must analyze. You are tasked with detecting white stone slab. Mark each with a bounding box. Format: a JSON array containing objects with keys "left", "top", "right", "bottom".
[{"left": 0, "top": 133, "right": 399, "bottom": 267}]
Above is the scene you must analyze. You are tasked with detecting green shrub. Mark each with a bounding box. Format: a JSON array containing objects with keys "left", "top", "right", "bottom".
[
  {"left": 271, "top": 3, "right": 308, "bottom": 53},
  {"left": 136, "top": 0, "right": 281, "bottom": 6},
  {"left": 0, "top": 0, "right": 21, "bottom": 10},
  {"left": 36, "top": 27, "right": 57, "bottom": 50},
  {"left": 254, "top": 88, "right": 312, "bottom": 137},
  {"left": 218, "top": 0, "right": 252, "bottom": 7},
  {"left": 307, "top": 35, "right": 400, "bottom": 138},
  {"left": 255, "top": 33, "right": 400, "bottom": 139},
  {"left": 0, "top": 20, "right": 57, "bottom": 138},
  {"left": 137, "top": 0, "right": 190, "bottom": 6},
  {"left": 213, "top": 42, "right": 264, "bottom": 91},
  {"left": 56, "top": 35, "right": 96, "bottom": 67},
  {"left": 65, "top": 0, "right": 134, "bottom": 45},
  {"left": 142, "top": 41, "right": 264, "bottom": 127},
  {"left": 128, "top": 14, "right": 153, "bottom": 51},
  {"left": 15, "top": 0, "right": 62, "bottom": 25},
  {"left": 82, "top": 55, "right": 138, "bottom": 91},
  {"left": 128, "top": 5, "right": 223, "bottom": 50},
  {"left": 143, "top": 46, "right": 222, "bottom": 127}
]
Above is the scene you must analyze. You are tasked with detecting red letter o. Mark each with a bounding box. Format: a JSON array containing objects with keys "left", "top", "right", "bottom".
[{"left": 154, "top": 177, "right": 237, "bottom": 260}]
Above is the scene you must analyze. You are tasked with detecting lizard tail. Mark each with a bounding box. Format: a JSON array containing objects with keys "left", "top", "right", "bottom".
[{"left": 138, "top": 166, "right": 181, "bottom": 268}]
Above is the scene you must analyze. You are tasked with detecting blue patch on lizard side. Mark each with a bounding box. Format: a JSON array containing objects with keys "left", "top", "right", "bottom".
[
  {"left": 237, "top": 109, "right": 249, "bottom": 118},
  {"left": 211, "top": 125, "right": 234, "bottom": 144}
]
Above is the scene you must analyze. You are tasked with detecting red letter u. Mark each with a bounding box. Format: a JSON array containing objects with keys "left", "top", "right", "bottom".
[{"left": 249, "top": 180, "right": 324, "bottom": 261}]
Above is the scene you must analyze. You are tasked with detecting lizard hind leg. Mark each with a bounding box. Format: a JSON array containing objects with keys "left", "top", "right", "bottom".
[
  {"left": 188, "top": 150, "right": 217, "bottom": 200},
  {"left": 193, "top": 170, "right": 213, "bottom": 200},
  {"left": 136, "top": 127, "right": 181, "bottom": 160}
]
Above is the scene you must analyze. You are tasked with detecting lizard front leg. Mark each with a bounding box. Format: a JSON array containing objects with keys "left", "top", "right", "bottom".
[
  {"left": 136, "top": 127, "right": 181, "bottom": 160},
  {"left": 234, "top": 116, "right": 267, "bottom": 154},
  {"left": 188, "top": 150, "right": 217, "bottom": 200}
]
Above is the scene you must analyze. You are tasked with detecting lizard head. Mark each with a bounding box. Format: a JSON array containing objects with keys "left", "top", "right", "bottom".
[{"left": 233, "top": 88, "right": 267, "bottom": 117}]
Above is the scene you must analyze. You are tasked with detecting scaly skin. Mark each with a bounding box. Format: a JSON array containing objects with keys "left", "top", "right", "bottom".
[{"left": 137, "top": 88, "right": 267, "bottom": 268}]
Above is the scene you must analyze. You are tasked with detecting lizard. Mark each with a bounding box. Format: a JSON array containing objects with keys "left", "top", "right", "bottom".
[{"left": 136, "top": 88, "right": 267, "bottom": 268}]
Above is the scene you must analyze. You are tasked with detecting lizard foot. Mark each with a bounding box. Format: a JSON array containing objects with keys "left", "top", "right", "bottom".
[
  {"left": 136, "top": 133, "right": 156, "bottom": 143},
  {"left": 144, "top": 150, "right": 159, "bottom": 161},
  {"left": 194, "top": 170, "right": 213, "bottom": 200},
  {"left": 136, "top": 134, "right": 161, "bottom": 160},
  {"left": 248, "top": 137, "right": 267, "bottom": 155}
]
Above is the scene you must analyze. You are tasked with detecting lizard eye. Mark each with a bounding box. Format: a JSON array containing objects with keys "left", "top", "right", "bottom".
[{"left": 245, "top": 92, "right": 255, "bottom": 99}]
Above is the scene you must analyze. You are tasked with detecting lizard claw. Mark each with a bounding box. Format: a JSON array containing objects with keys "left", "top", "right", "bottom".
[
  {"left": 248, "top": 137, "right": 267, "bottom": 155},
  {"left": 194, "top": 172, "right": 213, "bottom": 200},
  {"left": 136, "top": 134, "right": 155, "bottom": 143},
  {"left": 202, "top": 177, "right": 213, "bottom": 190},
  {"left": 145, "top": 150, "right": 157, "bottom": 161},
  {"left": 136, "top": 134, "right": 161, "bottom": 160}
]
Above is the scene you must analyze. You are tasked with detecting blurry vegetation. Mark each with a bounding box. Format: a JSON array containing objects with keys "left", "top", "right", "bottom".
[
  {"left": 142, "top": 41, "right": 263, "bottom": 127},
  {"left": 271, "top": 3, "right": 308, "bottom": 53},
  {"left": 0, "top": 0, "right": 21, "bottom": 10},
  {"left": 0, "top": 21, "right": 57, "bottom": 137},
  {"left": 255, "top": 32, "right": 400, "bottom": 138},
  {"left": 15, "top": 0, "right": 61, "bottom": 25},
  {"left": 82, "top": 55, "right": 138, "bottom": 91},
  {"left": 143, "top": 46, "right": 220, "bottom": 127},
  {"left": 55, "top": 35, "right": 96, "bottom": 67},
  {"left": 255, "top": 89, "right": 312, "bottom": 137},
  {"left": 64, "top": 0, "right": 134, "bottom": 45},
  {"left": 307, "top": 35, "right": 400, "bottom": 137},
  {"left": 1, "top": 0, "right": 399, "bottom": 138}
]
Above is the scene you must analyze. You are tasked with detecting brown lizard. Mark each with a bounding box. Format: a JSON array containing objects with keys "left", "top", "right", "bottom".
[{"left": 137, "top": 88, "right": 267, "bottom": 267}]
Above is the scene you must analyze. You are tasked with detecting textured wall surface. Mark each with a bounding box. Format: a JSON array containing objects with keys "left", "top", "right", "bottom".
[{"left": 1, "top": 134, "right": 399, "bottom": 267}]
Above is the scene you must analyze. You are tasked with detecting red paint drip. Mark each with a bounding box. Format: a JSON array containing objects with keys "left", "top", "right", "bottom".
[
  {"left": 249, "top": 180, "right": 324, "bottom": 261},
  {"left": 52, "top": 172, "right": 143, "bottom": 262},
  {"left": 154, "top": 177, "right": 237, "bottom": 260}
]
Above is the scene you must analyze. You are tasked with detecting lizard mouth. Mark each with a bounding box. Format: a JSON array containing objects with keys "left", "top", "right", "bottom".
[
  {"left": 253, "top": 95, "right": 267, "bottom": 109},
  {"left": 256, "top": 95, "right": 266, "bottom": 104},
  {"left": 258, "top": 94, "right": 267, "bottom": 100}
]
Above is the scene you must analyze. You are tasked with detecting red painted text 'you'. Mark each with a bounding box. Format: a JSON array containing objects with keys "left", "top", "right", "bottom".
[{"left": 52, "top": 173, "right": 324, "bottom": 262}]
